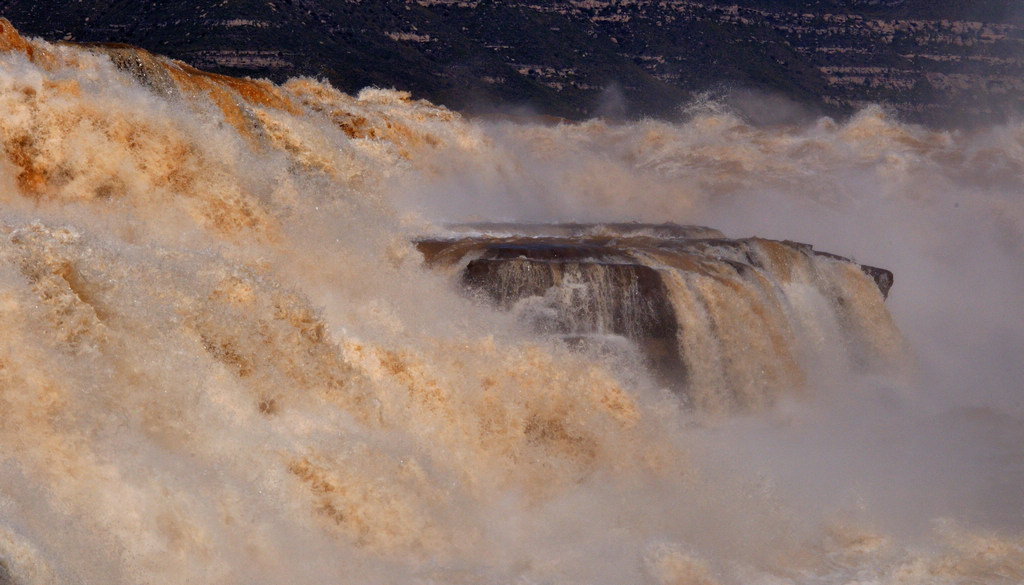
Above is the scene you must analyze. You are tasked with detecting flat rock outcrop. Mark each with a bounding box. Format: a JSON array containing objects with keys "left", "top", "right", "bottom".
[{"left": 418, "top": 223, "right": 896, "bottom": 404}]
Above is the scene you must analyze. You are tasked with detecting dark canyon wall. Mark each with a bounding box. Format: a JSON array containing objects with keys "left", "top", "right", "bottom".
[{"left": 0, "top": 1, "right": 1021, "bottom": 124}]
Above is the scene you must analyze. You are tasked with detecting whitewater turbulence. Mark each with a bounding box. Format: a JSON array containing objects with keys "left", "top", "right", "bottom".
[{"left": 0, "top": 19, "right": 1022, "bottom": 585}]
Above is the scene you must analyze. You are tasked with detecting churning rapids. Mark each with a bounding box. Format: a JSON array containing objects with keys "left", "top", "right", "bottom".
[{"left": 0, "top": 18, "right": 1022, "bottom": 585}]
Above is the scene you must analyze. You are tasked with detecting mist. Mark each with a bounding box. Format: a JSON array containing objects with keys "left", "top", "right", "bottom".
[
  {"left": 0, "top": 22, "right": 1022, "bottom": 584},
  {"left": 393, "top": 102, "right": 1024, "bottom": 541}
]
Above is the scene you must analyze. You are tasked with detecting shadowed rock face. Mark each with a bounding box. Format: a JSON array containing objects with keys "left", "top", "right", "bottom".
[
  {"left": 417, "top": 223, "right": 895, "bottom": 398},
  {"left": 461, "top": 247, "right": 687, "bottom": 382}
]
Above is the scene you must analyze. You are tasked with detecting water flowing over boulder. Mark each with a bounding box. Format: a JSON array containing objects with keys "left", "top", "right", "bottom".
[{"left": 417, "top": 223, "right": 897, "bottom": 410}]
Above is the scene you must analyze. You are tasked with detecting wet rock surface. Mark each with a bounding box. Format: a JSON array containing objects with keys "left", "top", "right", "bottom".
[{"left": 416, "top": 223, "right": 894, "bottom": 390}]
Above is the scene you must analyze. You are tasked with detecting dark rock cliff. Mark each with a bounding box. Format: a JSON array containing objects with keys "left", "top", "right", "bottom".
[{"left": 1, "top": 1, "right": 1021, "bottom": 125}]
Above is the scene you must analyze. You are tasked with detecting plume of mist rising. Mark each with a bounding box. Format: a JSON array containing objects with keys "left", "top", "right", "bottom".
[
  {"left": 394, "top": 98, "right": 1024, "bottom": 542},
  {"left": 0, "top": 23, "right": 1022, "bottom": 583},
  {"left": 680, "top": 85, "right": 823, "bottom": 127},
  {"left": 595, "top": 83, "right": 628, "bottom": 120}
]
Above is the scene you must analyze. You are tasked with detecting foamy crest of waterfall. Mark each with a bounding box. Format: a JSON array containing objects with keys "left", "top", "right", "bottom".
[{"left": 0, "top": 19, "right": 1022, "bottom": 585}]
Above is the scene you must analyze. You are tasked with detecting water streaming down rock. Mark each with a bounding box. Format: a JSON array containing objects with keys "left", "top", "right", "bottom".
[
  {"left": 417, "top": 223, "right": 896, "bottom": 411},
  {"left": 0, "top": 19, "right": 1022, "bottom": 585}
]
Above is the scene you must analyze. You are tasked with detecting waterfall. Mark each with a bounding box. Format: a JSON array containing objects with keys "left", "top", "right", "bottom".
[{"left": 417, "top": 224, "right": 901, "bottom": 412}]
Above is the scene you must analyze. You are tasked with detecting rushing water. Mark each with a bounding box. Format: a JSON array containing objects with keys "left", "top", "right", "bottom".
[{"left": 0, "top": 18, "right": 1022, "bottom": 585}]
